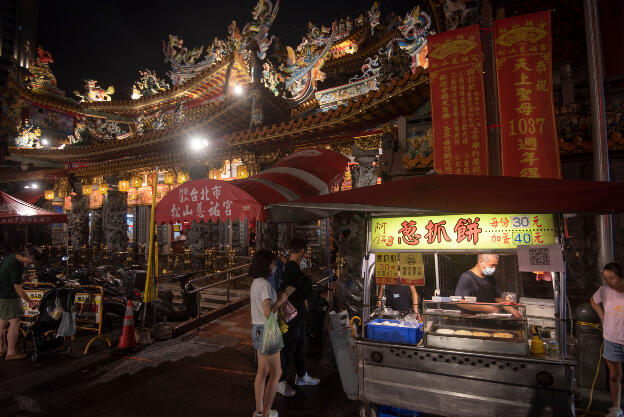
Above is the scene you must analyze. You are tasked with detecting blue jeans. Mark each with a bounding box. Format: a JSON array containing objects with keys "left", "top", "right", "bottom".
[{"left": 603, "top": 339, "right": 624, "bottom": 362}]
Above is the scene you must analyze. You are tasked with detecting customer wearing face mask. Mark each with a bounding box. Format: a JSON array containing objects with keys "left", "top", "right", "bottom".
[
  {"left": 276, "top": 238, "right": 320, "bottom": 397},
  {"left": 455, "top": 254, "right": 522, "bottom": 318}
]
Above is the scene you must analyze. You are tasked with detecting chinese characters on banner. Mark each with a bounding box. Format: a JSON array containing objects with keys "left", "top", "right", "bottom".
[
  {"left": 494, "top": 11, "right": 561, "bottom": 179},
  {"left": 169, "top": 183, "right": 234, "bottom": 222},
  {"left": 375, "top": 253, "right": 399, "bottom": 285},
  {"left": 371, "top": 214, "right": 555, "bottom": 251},
  {"left": 429, "top": 24, "right": 489, "bottom": 175},
  {"left": 399, "top": 253, "right": 425, "bottom": 286}
]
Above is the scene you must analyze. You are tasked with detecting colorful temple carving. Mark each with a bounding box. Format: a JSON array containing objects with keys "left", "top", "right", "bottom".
[{"left": 0, "top": 0, "right": 622, "bottom": 187}]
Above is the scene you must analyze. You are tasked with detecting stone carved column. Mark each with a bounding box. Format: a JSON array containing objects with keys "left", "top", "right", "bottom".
[
  {"left": 91, "top": 209, "right": 103, "bottom": 245},
  {"left": 331, "top": 212, "right": 368, "bottom": 317},
  {"left": 188, "top": 221, "right": 210, "bottom": 255},
  {"left": 102, "top": 189, "right": 128, "bottom": 256},
  {"left": 350, "top": 145, "right": 378, "bottom": 188},
  {"left": 68, "top": 181, "right": 89, "bottom": 250}
]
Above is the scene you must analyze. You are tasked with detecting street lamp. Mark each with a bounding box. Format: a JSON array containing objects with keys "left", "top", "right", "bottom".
[{"left": 233, "top": 84, "right": 244, "bottom": 96}]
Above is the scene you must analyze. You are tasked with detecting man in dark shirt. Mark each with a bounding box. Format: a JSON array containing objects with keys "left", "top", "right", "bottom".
[
  {"left": 0, "top": 244, "right": 41, "bottom": 359},
  {"left": 455, "top": 254, "right": 522, "bottom": 318},
  {"left": 276, "top": 238, "right": 319, "bottom": 397}
]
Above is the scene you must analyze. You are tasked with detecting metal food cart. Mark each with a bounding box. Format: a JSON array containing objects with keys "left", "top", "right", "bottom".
[
  {"left": 268, "top": 174, "right": 624, "bottom": 417},
  {"left": 356, "top": 213, "right": 574, "bottom": 417}
]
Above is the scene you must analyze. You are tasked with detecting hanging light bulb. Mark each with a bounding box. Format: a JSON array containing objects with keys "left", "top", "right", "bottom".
[
  {"left": 163, "top": 170, "right": 175, "bottom": 185},
  {"left": 44, "top": 189, "right": 55, "bottom": 200},
  {"left": 82, "top": 184, "right": 92, "bottom": 195},
  {"left": 99, "top": 182, "right": 109, "bottom": 194},
  {"left": 131, "top": 175, "right": 143, "bottom": 188},
  {"left": 118, "top": 180, "right": 130, "bottom": 192}
]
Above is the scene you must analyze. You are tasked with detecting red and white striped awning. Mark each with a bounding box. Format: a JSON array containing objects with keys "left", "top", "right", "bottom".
[
  {"left": 232, "top": 148, "right": 349, "bottom": 205},
  {"left": 155, "top": 148, "right": 349, "bottom": 223}
]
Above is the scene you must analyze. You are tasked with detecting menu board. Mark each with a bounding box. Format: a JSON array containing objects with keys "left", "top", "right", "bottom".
[{"left": 371, "top": 214, "right": 555, "bottom": 251}]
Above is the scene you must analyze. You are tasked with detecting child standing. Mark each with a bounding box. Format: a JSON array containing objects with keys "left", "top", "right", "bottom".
[{"left": 590, "top": 263, "right": 624, "bottom": 417}]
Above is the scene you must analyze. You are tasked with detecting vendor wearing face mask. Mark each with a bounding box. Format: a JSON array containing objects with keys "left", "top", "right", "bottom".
[{"left": 455, "top": 254, "right": 522, "bottom": 318}]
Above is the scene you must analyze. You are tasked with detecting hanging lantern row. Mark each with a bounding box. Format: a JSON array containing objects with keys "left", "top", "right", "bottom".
[
  {"left": 177, "top": 170, "right": 189, "bottom": 184},
  {"left": 163, "top": 170, "right": 175, "bottom": 185},
  {"left": 131, "top": 175, "right": 143, "bottom": 188},
  {"left": 118, "top": 180, "right": 130, "bottom": 192}
]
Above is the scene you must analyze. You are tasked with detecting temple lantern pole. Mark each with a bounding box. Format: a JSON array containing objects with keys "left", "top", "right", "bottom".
[{"left": 583, "top": 0, "right": 614, "bottom": 269}]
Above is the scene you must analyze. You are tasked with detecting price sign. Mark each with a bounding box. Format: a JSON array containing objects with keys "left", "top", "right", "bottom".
[
  {"left": 21, "top": 289, "right": 45, "bottom": 317},
  {"left": 375, "top": 253, "right": 399, "bottom": 285}
]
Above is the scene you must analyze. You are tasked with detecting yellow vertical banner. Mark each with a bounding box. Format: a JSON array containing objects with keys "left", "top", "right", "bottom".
[
  {"left": 144, "top": 168, "right": 159, "bottom": 303},
  {"left": 375, "top": 253, "right": 399, "bottom": 285},
  {"left": 399, "top": 253, "right": 425, "bottom": 286}
]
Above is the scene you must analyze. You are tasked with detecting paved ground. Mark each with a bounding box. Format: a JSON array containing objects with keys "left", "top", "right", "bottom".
[
  {"left": 0, "top": 305, "right": 615, "bottom": 417},
  {"left": 1, "top": 305, "right": 359, "bottom": 417}
]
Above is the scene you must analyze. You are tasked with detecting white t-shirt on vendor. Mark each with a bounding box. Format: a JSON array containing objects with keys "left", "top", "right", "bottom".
[{"left": 251, "top": 277, "right": 277, "bottom": 325}]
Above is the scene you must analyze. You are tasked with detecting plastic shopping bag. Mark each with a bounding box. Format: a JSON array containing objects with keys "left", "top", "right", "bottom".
[
  {"left": 57, "top": 310, "right": 76, "bottom": 337},
  {"left": 261, "top": 313, "right": 284, "bottom": 355},
  {"left": 280, "top": 300, "right": 298, "bottom": 323},
  {"left": 47, "top": 296, "right": 63, "bottom": 321}
]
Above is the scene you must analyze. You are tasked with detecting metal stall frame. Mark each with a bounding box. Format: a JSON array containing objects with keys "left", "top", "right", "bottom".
[
  {"left": 357, "top": 212, "right": 576, "bottom": 417},
  {"left": 74, "top": 285, "right": 112, "bottom": 355}
]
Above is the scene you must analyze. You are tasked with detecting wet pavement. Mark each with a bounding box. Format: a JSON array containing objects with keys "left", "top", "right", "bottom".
[{"left": 1, "top": 305, "right": 359, "bottom": 417}]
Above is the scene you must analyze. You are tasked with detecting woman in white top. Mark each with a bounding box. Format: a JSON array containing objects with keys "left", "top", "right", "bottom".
[{"left": 250, "top": 250, "right": 289, "bottom": 417}]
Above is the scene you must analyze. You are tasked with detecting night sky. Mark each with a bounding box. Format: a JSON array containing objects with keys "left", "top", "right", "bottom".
[{"left": 38, "top": 0, "right": 418, "bottom": 100}]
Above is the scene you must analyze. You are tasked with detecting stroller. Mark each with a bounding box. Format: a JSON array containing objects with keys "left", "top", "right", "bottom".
[{"left": 22, "top": 287, "right": 76, "bottom": 361}]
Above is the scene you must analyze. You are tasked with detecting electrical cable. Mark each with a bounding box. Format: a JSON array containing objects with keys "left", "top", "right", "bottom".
[{"left": 578, "top": 321, "right": 603, "bottom": 417}]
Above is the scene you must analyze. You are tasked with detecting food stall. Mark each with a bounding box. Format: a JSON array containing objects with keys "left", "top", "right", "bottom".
[{"left": 268, "top": 174, "right": 624, "bottom": 417}]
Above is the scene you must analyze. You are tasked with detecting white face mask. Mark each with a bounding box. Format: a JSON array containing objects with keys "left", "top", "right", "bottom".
[{"left": 482, "top": 265, "right": 496, "bottom": 276}]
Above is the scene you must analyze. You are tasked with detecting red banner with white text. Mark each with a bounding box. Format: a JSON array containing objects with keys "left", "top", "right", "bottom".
[
  {"left": 495, "top": 11, "right": 561, "bottom": 179},
  {"left": 430, "top": 24, "right": 489, "bottom": 175}
]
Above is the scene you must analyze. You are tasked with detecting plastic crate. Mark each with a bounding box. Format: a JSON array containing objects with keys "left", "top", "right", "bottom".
[
  {"left": 366, "top": 319, "right": 423, "bottom": 345},
  {"left": 379, "top": 405, "right": 421, "bottom": 417}
]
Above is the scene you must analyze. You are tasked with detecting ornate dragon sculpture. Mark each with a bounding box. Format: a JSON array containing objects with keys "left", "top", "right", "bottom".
[
  {"left": 73, "top": 79, "right": 115, "bottom": 102},
  {"left": 132, "top": 69, "right": 170, "bottom": 99}
]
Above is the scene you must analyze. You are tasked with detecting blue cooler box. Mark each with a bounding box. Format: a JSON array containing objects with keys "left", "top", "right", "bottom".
[
  {"left": 366, "top": 319, "right": 423, "bottom": 345},
  {"left": 379, "top": 405, "right": 421, "bottom": 417}
]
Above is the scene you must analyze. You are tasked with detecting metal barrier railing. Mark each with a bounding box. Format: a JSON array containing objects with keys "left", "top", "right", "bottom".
[{"left": 184, "top": 263, "right": 252, "bottom": 316}]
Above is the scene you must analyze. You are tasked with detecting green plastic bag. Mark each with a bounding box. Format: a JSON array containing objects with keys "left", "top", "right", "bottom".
[{"left": 261, "top": 312, "right": 284, "bottom": 355}]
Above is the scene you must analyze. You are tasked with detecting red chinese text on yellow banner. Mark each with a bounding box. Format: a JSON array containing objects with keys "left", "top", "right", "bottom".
[
  {"left": 494, "top": 11, "right": 561, "bottom": 179},
  {"left": 429, "top": 24, "right": 489, "bottom": 175}
]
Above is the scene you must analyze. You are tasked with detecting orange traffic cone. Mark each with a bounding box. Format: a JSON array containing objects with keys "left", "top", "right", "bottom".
[{"left": 117, "top": 300, "right": 136, "bottom": 350}]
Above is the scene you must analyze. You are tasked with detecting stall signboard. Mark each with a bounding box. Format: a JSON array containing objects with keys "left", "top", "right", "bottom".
[
  {"left": 21, "top": 289, "right": 46, "bottom": 317},
  {"left": 375, "top": 253, "right": 399, "bottom": 285},
  {"left": 399, "top": 253, "right": 425, "bottom": 286},
  {"left": 494, "top": 11, "right": 561, "bottom": 179},
  {"left": 429, "top": 24, "right": 489, "bottom": 175},
  {"left": 371, "top": 214, "right": 555, "bottom": 251},
  {"left": 74, "top": 293, "right": 102, "bottom": 323}
]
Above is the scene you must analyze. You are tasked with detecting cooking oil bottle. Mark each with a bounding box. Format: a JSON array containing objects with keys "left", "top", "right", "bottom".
[{"left": 530, "top": 325, "right": 545, "bottom": 355}]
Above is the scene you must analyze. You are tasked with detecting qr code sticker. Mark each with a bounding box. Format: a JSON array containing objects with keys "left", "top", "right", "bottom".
[{"left": 529, "top": 248, "right": 550, "bottom": 266}]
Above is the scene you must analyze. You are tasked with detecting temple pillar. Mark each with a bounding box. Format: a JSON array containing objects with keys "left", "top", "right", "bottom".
[
  {"left": 350, "top": 145, "right": 378, "bottom": 188},
  {"left": 331, "top": 212, "right": 368, "bottom": 317},
  {"left": 68, "top": 181, "right": 89, "bottom": 250},
  {"left": 102, "top": 187, "right": 128, "bottom": 258},
  {"left": 91, "top": 209, "right": 103, "bottom": 245}
]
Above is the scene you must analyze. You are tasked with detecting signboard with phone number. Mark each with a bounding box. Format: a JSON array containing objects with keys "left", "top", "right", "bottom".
[{"left": 371, "top": 214, "right": 555, "bottom": 251}]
